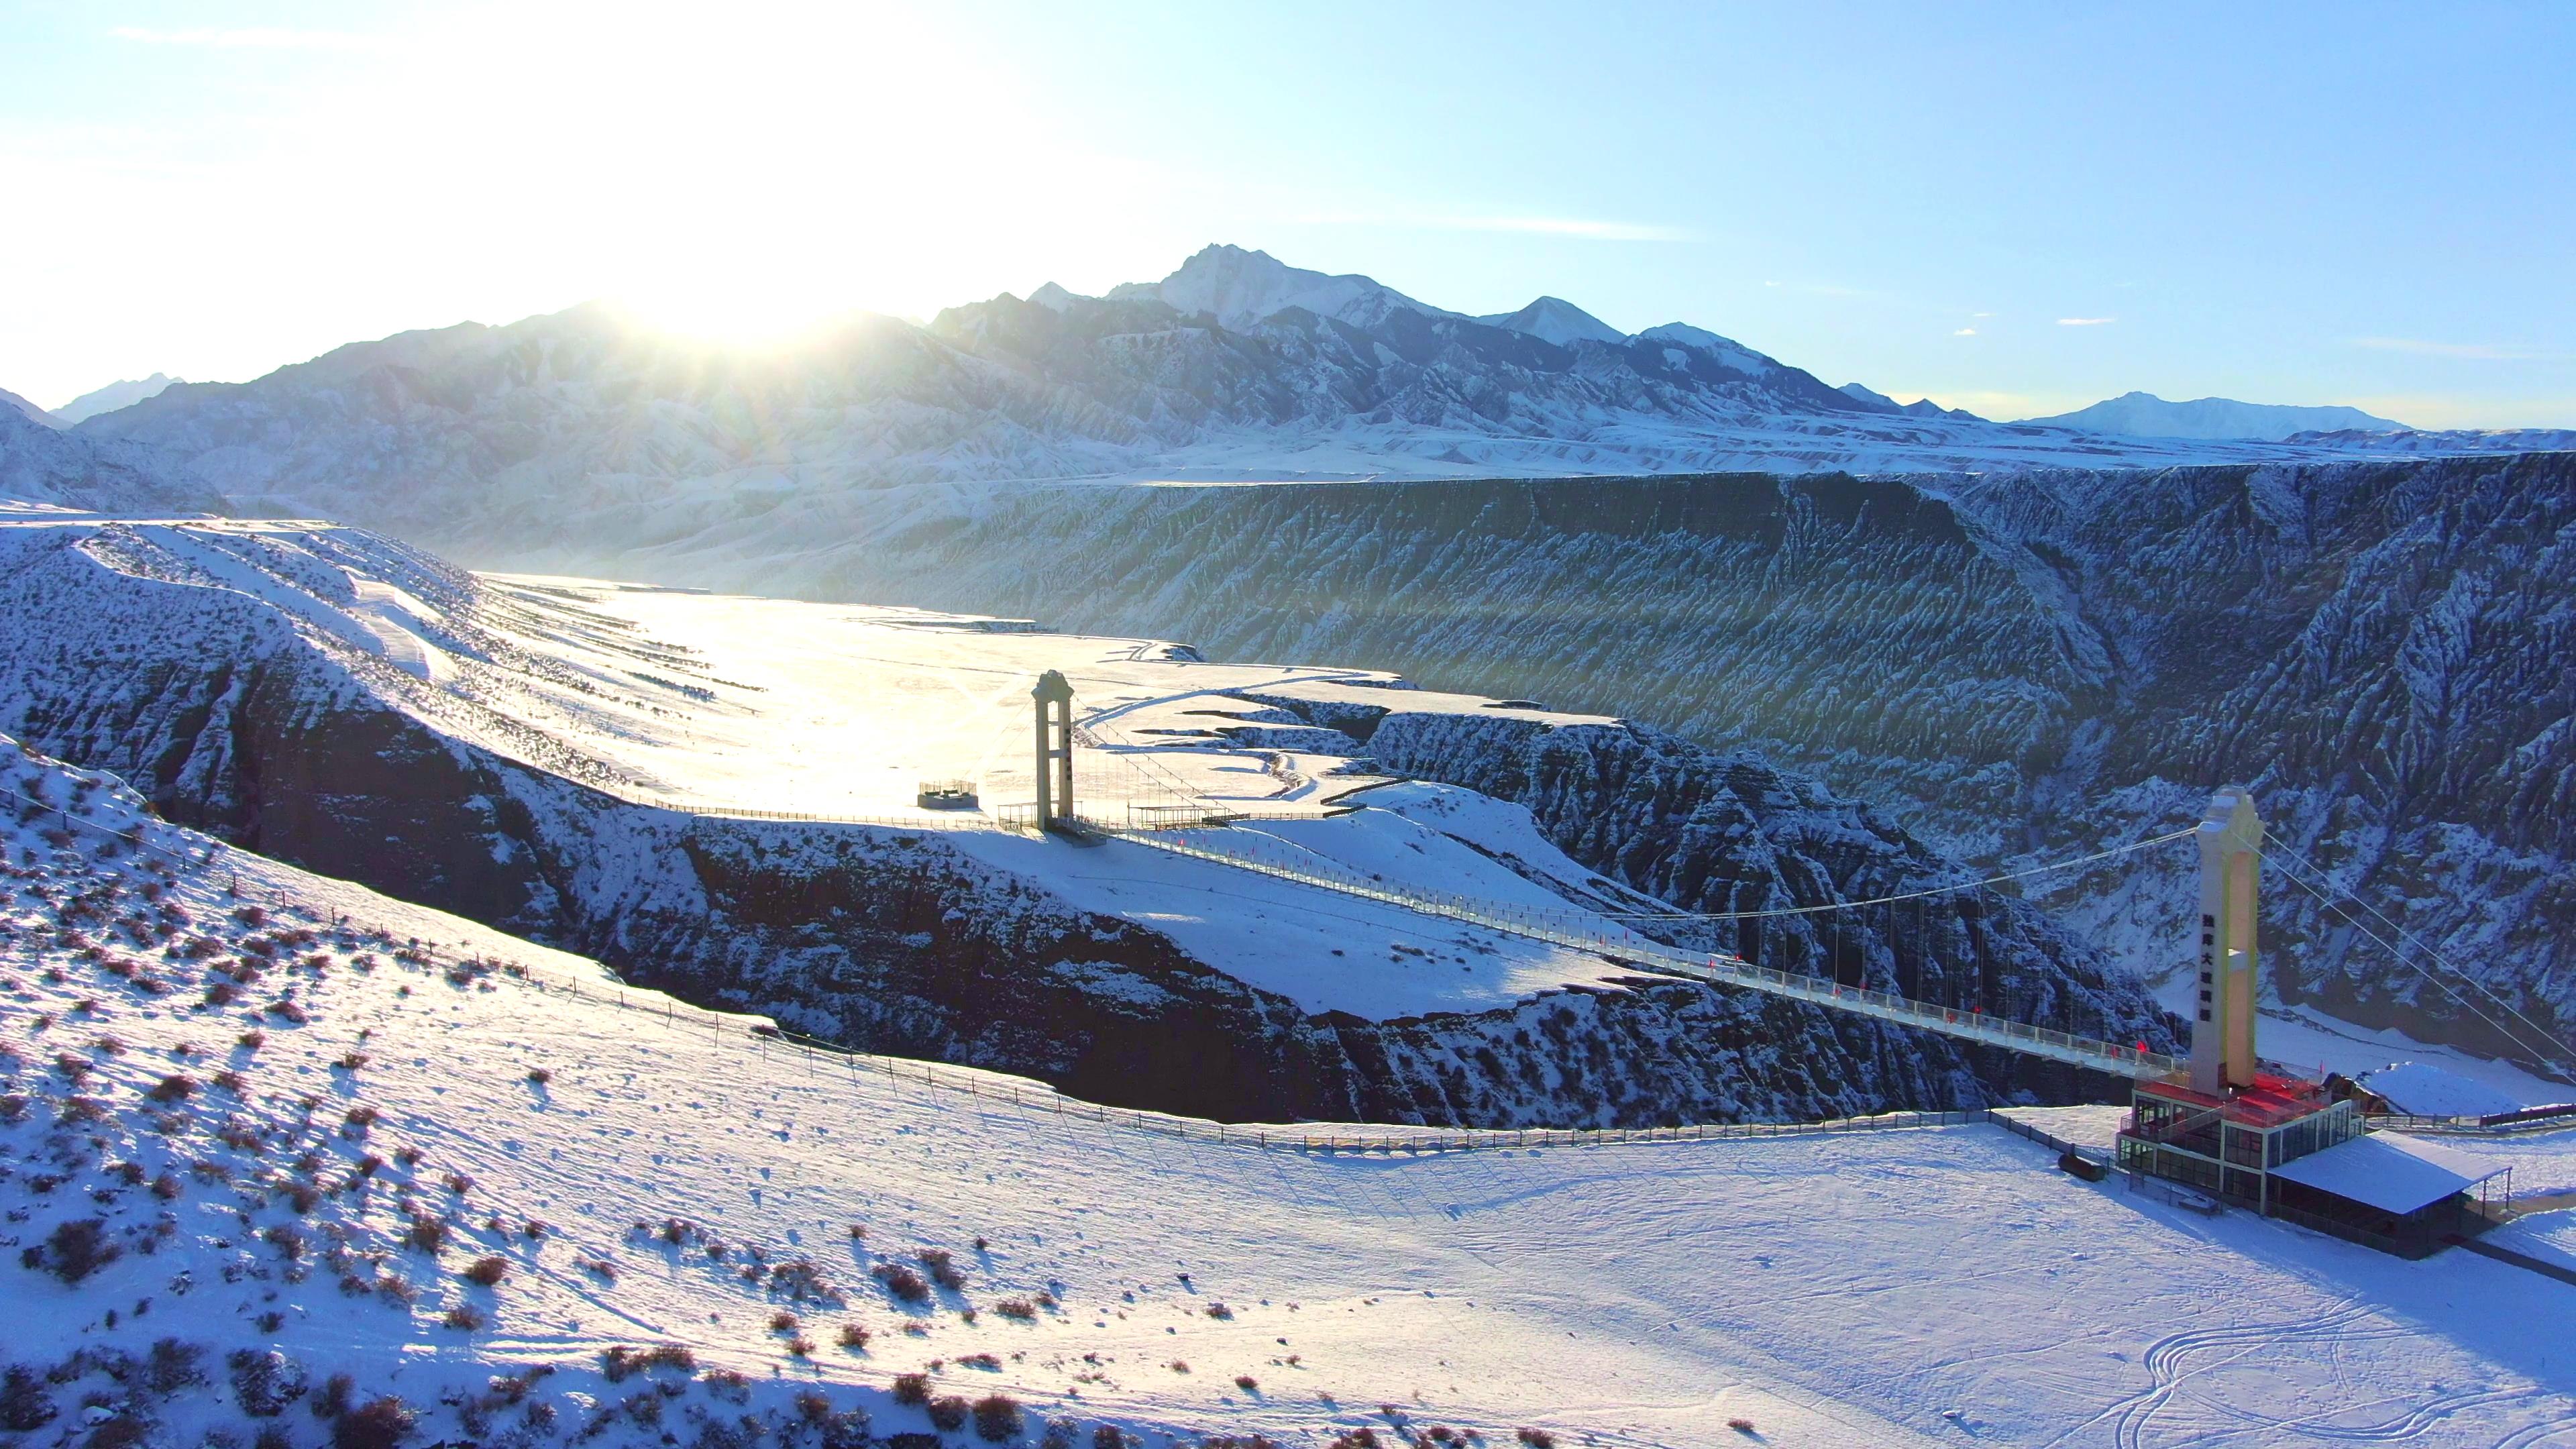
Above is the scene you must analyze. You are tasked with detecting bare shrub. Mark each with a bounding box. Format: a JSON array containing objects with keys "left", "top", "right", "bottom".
[
  {"left": 145, "top": 1338, "right": 209, "bottom": 1393},
  {"left": 873, "top": 1262, "right": 932, "bottom": 1303},
  {"left": 525, "top": 1068, "right": 550, "bottom": 1085},
  {"left": 1, "top": 1366, "right": 58, "bottom": 1433},
  {"left": 441, "top": 1305, "right": 484, "bottom": 1330},
  {"left": 918, "top": 1248, "right": 966, "bottom": 1291},
  {"left": 37, "top": 1217, "right": 120, "bottom": 1283},
  {"left": 785, "top": 1336, "right": 815, "bottom": 1358},
  {"left": 311, "top": 1372, "right": 354, "bottom": 1421},
  {"left": 700, "top": 1368, "right": 751, "bottom": 1404},
  {"left": 971, "top": 1395, "right": 1022, "bottom": 1442},
  {"left": 1515, "top": 1432, "right": 1556, "bottom": 1449},
  {"left": 769, "top": 1309, "right": 798, "bottom": 1332},
  {"left": 238, "top": 1030, "right": 266, "bottom": 1050},
  {"left": 600, "top": 1344, "right": 694, "bottom": 1383},
  {"left": 332, "top": 1397, "right": 415, "bottom": 1449},
  {"left": 1234, "top": 1375, "right": 1258, "bottom": 1392},
  {"left": 441, "top": 1173, "right": 473, "bottom": 1196},
  {"left": 339, "top": 1106, "right": 378, "bottom": 1136},
  {"left": 890, "top": 1373, "right": 930, "bottom": 1406},
  {"left": 1093, "top": 1429, "right": 1130, "bottom": 1449},
  {"left": 1203, "top": 1301, "right": 1233, "bottom": 1320},
  {"left": 926, "top": 1397, "right": 969, "bottom": 1433},
  {"left": 1725, "top": 1420, "right": 1756, "bottom": 1436},
  {"left": 994, "top": 1298, "right": 1036, "bottom": 1321},
  {"left": 462, "top": 1256, "right": 507, "bottom": 1287},
  {"left": 837, "top": 1322, "right": 870, "bottom": 1350}
]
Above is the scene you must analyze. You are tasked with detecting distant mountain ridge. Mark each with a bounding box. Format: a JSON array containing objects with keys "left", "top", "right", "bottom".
[
  {"left": 21, "top": 242, "right": 2570, "bottom": 563},
  {"left": 2023, "top": 390, "right": 2405, "bottom": 441},
  {"left": 51, "top": 371, "right": 182, "bottom": 425}
]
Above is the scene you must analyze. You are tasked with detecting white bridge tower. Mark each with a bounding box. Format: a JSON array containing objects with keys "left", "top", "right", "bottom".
[{"left": 2190, "top": 787, "right": 2263, "bottom": 1094}]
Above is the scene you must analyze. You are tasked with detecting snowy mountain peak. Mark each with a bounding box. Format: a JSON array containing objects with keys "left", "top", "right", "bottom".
[
  {"left": 52, "top": 371, "right": 182, "bottom": 425},
  {"left": 1027, "top": 281, "right": 1085, "bottom": 313},
  {"left": 2022, "top": 390, "right": 2408, "bottom": 441},
  {"left": 1636, "top": 321, "right": 1776, "bottom": 376},
  {"left": 1479, "top": 295, "right": 1627, "bottom": 347},
  {"left": 1841, "top": 382, "right": 1983, "bottom": 423},
  {"left": 1114, "top": 242, "right": 1460, "bottom": 330}
]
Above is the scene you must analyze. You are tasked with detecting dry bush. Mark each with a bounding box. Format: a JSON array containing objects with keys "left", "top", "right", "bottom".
[
  {"left": 1235, "top": 1375, "right": 1258, "bottom": 1392},
  {"left": 918, "top": 1248, "right": 966, "bottom": 1291},
  {"left": 959, "top": 1353, "right": 1000, "bottom": 1371},
  {"left": 837, "top": 1322, "right": 869, "bottom": 1350},
  {"left": 441, "top": 1173, "right": 473, "bottom": 1196},
  {"left": 237, "top": 1030, "right": 266, "bottom": 1050},
  {"left": 600, "top": 1344, "right": 695, "bottom": 1383},
  {"left": 333, "top": 1397, "right": 413, "bottom": 1449},
  {"left": 524, "top": 1067, "right": 549, "bottom": 1085},
  {"left": 1203, "top": 1301, "right": 1233, "bottom": 1320},
  {"left": 926, "top": 1397, "right": 969, "bottom": 1433},
  {"left": 1725, "top": 1420, "right": 1756, "bottom": 1435},
  {"left": 340, "top": 1105, "right": 379, "bottom": 1136},
  {"left": 970, "top": 1395, "right": 1022, "bottom": 1442},
  {"left": 994, "top": 1298, "right": 1036, "bottom": 1321},
  {"left": 1169, "top": 1360, "right": 1189, "bottom": 1374},
  {"left": 442, "top": 1305, "right": 484, "bottom": 1330},
  {"left": 34, "top": 1217, "right": 119, "bottom": 1283},
  {"left": 335, "top": 1051, "right": 369, "bottom": 1071},
  {"left": 890, "top": 1374, "right": 930, "bottom": 1407},
  {"left": 462, "top": 1256, "right": 507, "bottom": 1287},
  {"left": 1515, "top": 1433, "right": 1555, "bottom": 1449},
  {"left": 873, "top": 1262, "right": 932, "bottom": 1303},
  {"left": 769, "top": 1309, "right": 799, "bottom": 1332},
  {"left": 785, "top": 1336, "right": 816, "bottom": 1358}
]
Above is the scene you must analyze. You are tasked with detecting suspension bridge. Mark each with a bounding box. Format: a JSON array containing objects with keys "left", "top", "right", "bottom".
[{"left": 1002, "top": 670, "right": 2575, "bottom": 1090}]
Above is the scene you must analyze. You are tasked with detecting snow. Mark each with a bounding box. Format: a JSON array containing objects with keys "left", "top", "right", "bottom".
[
  {"left": 1474, "top": 298, "right": 1625, "bottom": 347},
  {"left": 2269, "top": 1132, "right": 2510, "bottom": 1215},
  {"left": 2021, "top": 391, "right": 2406, "bottom": 441},
  {"left": 2359, "top": 1060, "right": 2532, "bottom": 1118},
  {"left": 6, "top": 739, "right": 2575, "bottom": 1446}
]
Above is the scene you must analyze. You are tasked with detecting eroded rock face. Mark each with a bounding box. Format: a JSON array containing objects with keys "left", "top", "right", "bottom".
[
  {"left": 665, "top": 457, "right": 2574, "bottom": 1072},
  {"left": 0, "top": 516, "right": 2166, "bottom": 1124}
]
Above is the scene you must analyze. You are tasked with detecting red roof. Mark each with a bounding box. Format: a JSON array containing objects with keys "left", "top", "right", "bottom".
[{"left": 2140, "top": 1072, "right": 2334, "bottom": 1129}]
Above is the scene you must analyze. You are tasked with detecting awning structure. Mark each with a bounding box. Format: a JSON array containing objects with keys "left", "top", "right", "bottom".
[{"left": 2271, "top": 1131, "right": 2510, "bottom": 1216}]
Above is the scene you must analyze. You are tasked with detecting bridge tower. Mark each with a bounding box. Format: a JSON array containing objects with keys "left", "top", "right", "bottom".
[
  {"left": 1032, "top": 669, "right": 1075, "bottom": 830},
  {"left": 2190, "top": 786, "right": 2263, "bottom": 1094}
]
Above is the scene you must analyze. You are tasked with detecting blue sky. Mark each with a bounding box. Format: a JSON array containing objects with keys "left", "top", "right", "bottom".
[{"left": 4, "top": 1, "right": 2570, "bottom": 425}]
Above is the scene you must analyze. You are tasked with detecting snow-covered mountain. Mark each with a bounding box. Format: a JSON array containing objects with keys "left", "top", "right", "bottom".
[
  {"left": 0, "top": 397, "right": 220, "bottom": 513},
  {"left": 1477, "top": 295, "right": 1626, "bottom": 346},
  {"left": 0, "top": 513, "right": 2179, "bottom": 1129},
  {"left": 9, "top": 735, "right": 2565, "bottom": 1446},
  {"left": 2023, "top": 390, "right": 2406, "bottom": 440},
  {"left": 2, "top": 386, "right": 58, "bottom": 427},
  {"left": 55, "top": 244, "right": 2568, "bottom": 569},
  {"left": 1839, "top": 382, "right": 1984, "bottom": 421},
  {"left": 51, "top": 370, "right": 183, "bottom": 425}
]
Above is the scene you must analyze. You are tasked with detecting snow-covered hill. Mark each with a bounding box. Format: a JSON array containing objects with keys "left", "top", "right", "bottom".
[
  {"left": 2023, "top": 391, "right": 2406, "bottom": 440},
  {"left": 52, "top": 244, "right": 2564, "bottom": 570},
  {"left": 52, "top": 372, "right": 184, "bottom": 427},
  {"left": 5, "top": 735, "right": 2572, "bottom": 1446},
  {"left": 0, "top": 514, "right": 2180, "bottom": 1130},
  {"left": 0, "top": 405, "right": 220, "bottom": 515}
]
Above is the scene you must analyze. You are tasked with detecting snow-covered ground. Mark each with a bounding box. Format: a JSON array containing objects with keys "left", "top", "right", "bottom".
[{"left": 7, "top": 737, "right": 2576, "bottom": 1448}]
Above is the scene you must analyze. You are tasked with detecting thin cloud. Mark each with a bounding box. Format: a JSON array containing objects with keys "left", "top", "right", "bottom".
[
  {"left": 2056, "top": 317, "right": 2116, "bottom": 327},
  {"left": 110, "top": 25, "right": 386, "bottom": 51},
  {"left": 1953, "top": 327, "right": 1976, "bottom": 336},
  {"left": 2353, "top": 336, "right": 2565, "bottom": 362}
]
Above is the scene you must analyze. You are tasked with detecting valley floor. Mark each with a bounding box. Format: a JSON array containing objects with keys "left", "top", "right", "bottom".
[{"left": 7, "top": 745, "right": 2575, "bottom": 1448}]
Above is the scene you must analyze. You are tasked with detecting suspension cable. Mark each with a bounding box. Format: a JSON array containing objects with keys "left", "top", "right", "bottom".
[{"left": 2258, "top": 843, "right": 2575, "bottom": 1073}]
